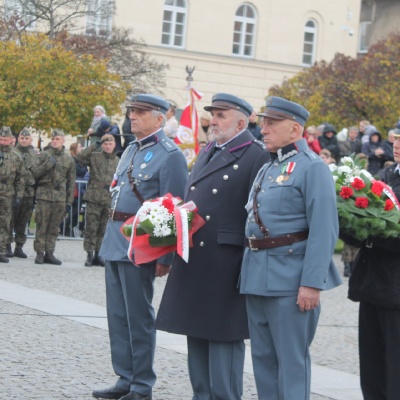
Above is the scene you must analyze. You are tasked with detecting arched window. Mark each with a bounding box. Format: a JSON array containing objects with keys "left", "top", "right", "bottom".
[
  {"left": 302, "top": 20, "right": 317, "bottom": 65},
  {"left": 232, "top": 3, "right": 256, "bottom": 57},
  {"left": 161, "top": 0, "right": 187, "bottom": 48}
]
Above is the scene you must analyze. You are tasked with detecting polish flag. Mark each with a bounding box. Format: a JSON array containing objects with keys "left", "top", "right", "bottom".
[{"left": 174, "top": 88, "right": 202, "bottom": 165}]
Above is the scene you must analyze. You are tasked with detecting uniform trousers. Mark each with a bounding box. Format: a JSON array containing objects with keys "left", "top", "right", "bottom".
[
  {"left": 13, "top": 197, "right": 35, "bottom": 245},
  {"left": 246, "top": 295, "right": 320, "bottom": 400},
  {"left": 359, "top": 301, "right": 400, "bottom": 400},
  {"left": 0, "top": 197, "right": 13, "bottom": 254},
  {"left": 83, "top": 201, "right": 109, "bottom": 251},
  {"left": 34, "top": 200, "right": 66, "bottom": 253},
  {"left": 105, "top": 260, "right": 156, "bottom": 396},
  {"left": 187, "top": 336, "right": 245, "bottom": 400}
]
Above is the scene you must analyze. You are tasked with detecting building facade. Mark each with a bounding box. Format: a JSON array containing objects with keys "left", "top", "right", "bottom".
[{"left": 113, "top": 0, "right": 362, "bottom": 110}]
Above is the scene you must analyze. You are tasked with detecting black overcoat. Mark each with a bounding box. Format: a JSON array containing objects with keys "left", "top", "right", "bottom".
[{"left": 156, "top": 130, "right": 269, "bottom": 341}]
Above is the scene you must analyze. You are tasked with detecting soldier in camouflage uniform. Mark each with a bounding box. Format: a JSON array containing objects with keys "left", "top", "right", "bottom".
[
  {"left": 32, "top": 129, "right": 76, "bottom": 265},
  {"left": 7, "top": 128, "right": 40, "bottom": 258},
  {"left": 76, "top": 134, "right": 118, "bottom": 267},
  {"left": 0, "top": 127, "right": 25, "bottom": 263}
]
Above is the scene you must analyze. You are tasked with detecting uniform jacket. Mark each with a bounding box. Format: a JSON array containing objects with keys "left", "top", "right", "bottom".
[
  {"left": 76, "top": 144, "right": 119, "bottom": 206},
  {"left": 348, "top": 164, "right": 400, "bottom": 309},
  {"left": 0, "top": 145, "right": 25, "bottom": 199},
  {"left": 100, "top": 129, "right": 188, "bottom": 264},
  {"left": 156, "top": 130, "right": 270, "bottom": 341},
  {"left": 14, "top": 144, "right": 40, "bottom": 197},
  {"left": 240, "top": 139, "right": 342, "bottom": 297},
  {"left": 33, "top": 146, "right": 76, "bottom": 204}
]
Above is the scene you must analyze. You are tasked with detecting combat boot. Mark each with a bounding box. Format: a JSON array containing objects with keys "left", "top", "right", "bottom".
[
  {"left": 0, "top": 254, "right": 9, "bottom": 263},
  {"left": 44, "top": 252, "right": 62, "bottom": 265},
  {"left": 93, "top": 251, "right": 105, "bottom": 267},
  {"left": 5, "top": 244, "right": 13, "bottom": 258},
  {"left": 85, "top": 251, "right": 94, "bottom": 267},
  {"left": 35, "top": 252, "right": 44, "bottom": 264},
  {"left": 343, "top": 262, "right": 351, "bottom": 278},
  {"left": 14, "top": 245, "right": 27, "bottom": 259}
]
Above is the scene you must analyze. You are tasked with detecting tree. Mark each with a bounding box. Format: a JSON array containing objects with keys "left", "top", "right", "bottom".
[
  {"left": 0, "top": 0, "right": 168, "bottom": 94},
  {"left": 269, "top": 32, "right": 400, "bottom": 134},
  {"left": 0, "top": 33, "right": 128, "bottom": 135}
]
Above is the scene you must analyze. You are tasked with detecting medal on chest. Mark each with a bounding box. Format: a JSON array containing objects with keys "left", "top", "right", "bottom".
[{"left": 276, "top": 162, "right": 296, "bottom": 184}]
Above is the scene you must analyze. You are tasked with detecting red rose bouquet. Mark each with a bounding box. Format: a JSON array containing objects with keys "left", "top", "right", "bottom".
[
  {"left": 331, "top": 156, "right": 400, "bottom": 241},
  {"left": 121, "top": 193, "right": 205, "bottom": 265}
]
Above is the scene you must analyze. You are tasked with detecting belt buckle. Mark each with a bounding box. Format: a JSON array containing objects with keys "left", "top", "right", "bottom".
[{"left": 248, "top": 236, "right": 258, "bottom": 251}]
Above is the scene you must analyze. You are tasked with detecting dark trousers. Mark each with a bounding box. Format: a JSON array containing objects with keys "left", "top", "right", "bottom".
[{"left": 359, "top": 302, "right": 400, "bottom": 400}]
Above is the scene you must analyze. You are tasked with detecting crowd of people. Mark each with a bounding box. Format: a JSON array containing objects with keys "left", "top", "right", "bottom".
[{"left": 1, "top": 93, "right": 399, "bottom": 400}]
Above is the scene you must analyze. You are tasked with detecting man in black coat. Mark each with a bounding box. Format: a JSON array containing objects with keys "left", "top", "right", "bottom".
[
  {"left": 156, "top": 93, "right": 270, "bottom": 399},
  {"left": 348, "top": 125, "right": 400, "bottom": 400}
]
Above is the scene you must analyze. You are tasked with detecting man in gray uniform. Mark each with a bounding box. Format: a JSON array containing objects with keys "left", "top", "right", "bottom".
[
  {"left": 33, "top": 129, "right": 75, "bottom": 265},
  {"left": 0, "top": 127, "right": 25, "bottom": 263},
  {"left": 93, "top": 94, "right": 188, "bottom": 400},
  {"left": 11, "top": 128, "right": 40, "bottom": 258},
  {"left": 156, "top": 93, "right": 269, "bottom": 399},
  {"left": 240, "top": 97, "right": 342, "bottom": 400}
]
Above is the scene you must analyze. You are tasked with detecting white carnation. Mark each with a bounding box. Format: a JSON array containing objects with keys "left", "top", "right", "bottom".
[{"left": 338, "top": 165, "right": 352, "bottom": 175}]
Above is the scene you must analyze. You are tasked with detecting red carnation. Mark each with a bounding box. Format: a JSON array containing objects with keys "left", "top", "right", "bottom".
[
  {"left": 351, "top": 178, "right": 366, "bottom": 191},
  {"left": 384, "top": 199, "right": 394, "bottom": 211},
  {"left": 340, "top": 186, "right": 353, "bottom": 199},
  {"left": 371, "top": 181, "right": 385, "bottom": 197},
  {"left": 162, "top": 198, "right": 175, "bottom": 213},
  {"left": 355, "top": 197, "right": 369, "bottom": 209}
]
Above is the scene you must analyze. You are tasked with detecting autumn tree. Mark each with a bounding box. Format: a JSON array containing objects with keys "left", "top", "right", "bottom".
[
  {"left": 269, "top": 31, "right": 400, "bottom": 134},
  {"left": 0, "top": 0, "right": 168, "bottom": 94},
  {"left": 0, "top": 33, "right": 128, "bottom": 135}
]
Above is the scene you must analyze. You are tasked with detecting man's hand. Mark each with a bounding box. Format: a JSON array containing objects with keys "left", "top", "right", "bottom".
[
  {"left": 155, "top": 262, "right": 171, "bottom": 278},
  {"left": 48, "top": 156, "right": 57, "bottom": 166},
  {"left": 297, "top": 286, "right": 320, "bottom": 312}
]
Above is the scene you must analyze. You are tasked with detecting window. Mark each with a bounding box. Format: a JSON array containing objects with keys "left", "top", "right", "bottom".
[
  {"left": 302, "top": 20, "right": 317, "bottom": 65},
  {"left": 4, "top": 0, "right": 35, "bottom": 31},
  {"left": 232, "top": 3, "right": 256, "bottom": 57},
  {"left": 161, "top": 0, "right": 187, "bottom": 48},
  {"left": 86, "top": 0, "right": 113, "bottom": 38},
  {"left": 358, "top": 21, "right": 372, "bottom": 53}
]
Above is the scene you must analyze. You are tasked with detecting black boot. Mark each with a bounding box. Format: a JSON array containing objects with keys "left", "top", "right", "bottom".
[
  {"left": 85, "top": 251, "right": 94, "bottom": 267},
  {"left": 0, "top": 254, "right": 9, "bottom": 263},
  {"left": 5, "top": 244, "right": 13, "bottom": 258},
  {"left": 44, "top": 252, "right": 62, "bottom": 265},
  {"left": 343, "top": 262, "right": 351, "bottom": 277},
  {"left": 93, "top": 251, "right": 105, "bottom": 267},
  {"left": 14, "top": 245, "right": 27, "bottom": 258},
  {"left": 35, "top": 252, "right": 44, "bottom": 264}
]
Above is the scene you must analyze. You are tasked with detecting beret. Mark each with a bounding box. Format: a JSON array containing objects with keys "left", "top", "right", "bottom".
[
  {"left": 19, "top": 128, "right": 31, "bottom": 136},
  {"left": 52, "top": 129, "right": 65, "bottom": 137},
  {"left": 0, "top": 126, "right": 13, "bottom": 137},
  {"left": 204, "top": 93, "right": 253, "bottom": 117},
  {"left": 127, "top": 94, "right": 169, "bottom": 115},
  {"left": 258, "top": 96, "right": 310, "bottom": 126},
  {"left": 100, "top": 119, "right": 111, "bottom": 131}
]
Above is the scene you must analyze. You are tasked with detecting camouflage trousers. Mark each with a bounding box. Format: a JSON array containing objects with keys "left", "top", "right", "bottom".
[
  {"left": 341, "top": 243, "right": 360, "bottom": 263},
  {"left": 34, "top": 200, "right": 66, "bottom": 253},
  {"left": 0, "top": 197, "right": 13, "bottom": 254},
  {"left": 11, "top": 197, "right": 35, "bottom": 246},
  {"left": 83, "top": 201, "right": 110, "bottom": 251}
]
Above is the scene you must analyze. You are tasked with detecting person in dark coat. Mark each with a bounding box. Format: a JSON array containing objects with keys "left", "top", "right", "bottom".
[
  {"left": 248, "top": 110, "right": 262, "bottom": 140},
  {"left": 361, "top": 129, "right": 387, "bottom": 176},
  {"left": 347, "top": 126, "right": 400, "bottom": 400},
  {"left": 382, "top": 129, "right": 395, "bottom": 162},
  {"left": 156, "top": 93, "right": 270, "bottom": 400},
  {"left": 318, "top": 123, "right": 340, "bottom": 162},
  {"left": 97, "top": 119, "right": 122, "bottom": 155}
]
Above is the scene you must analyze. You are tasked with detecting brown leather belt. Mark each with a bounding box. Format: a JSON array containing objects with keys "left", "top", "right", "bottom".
[
  {"left": 245, "top": 230, "right": 309, "bottom": 251},
  {"left": 109, "top": 210, "right": 135, "bottom": 222}
]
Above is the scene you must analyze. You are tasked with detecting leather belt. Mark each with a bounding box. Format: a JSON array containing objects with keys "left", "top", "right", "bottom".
[
  {"left": 109, "top": 210, "right": 135, "bottom": 222},
  {"left": 245, "top": 230, "right": 309, "bottom": 251}
]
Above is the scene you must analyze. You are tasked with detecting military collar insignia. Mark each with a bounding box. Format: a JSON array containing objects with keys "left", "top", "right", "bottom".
[
  {"left": 136, "top": 133, "right": 158, "bottom": 150},
  {"left": 276, "top": 142, "right": 299, "bottom": 162}
]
